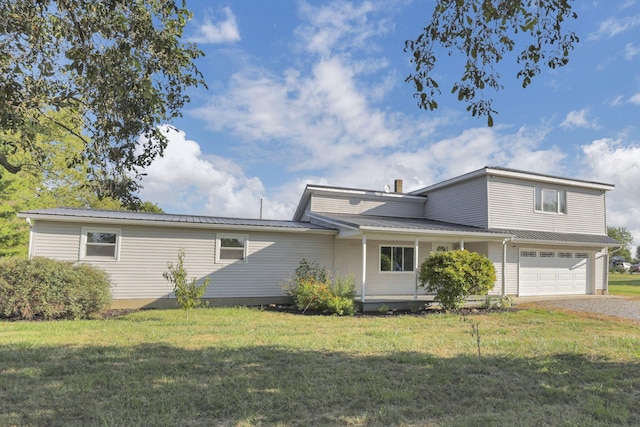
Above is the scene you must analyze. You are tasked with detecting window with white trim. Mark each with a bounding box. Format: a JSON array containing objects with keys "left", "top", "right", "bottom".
[
  {"left": 216, "top": 234, "right": 248, "bottom": 263},
  {"left": 81, "top": 228, "right": 120, "bottom": 260},
  {"left": 535, "top": 187, "right": 567, "bottom": 214},
  {"left": 380, "top": 245, "right": 414, "bottom": 272}
]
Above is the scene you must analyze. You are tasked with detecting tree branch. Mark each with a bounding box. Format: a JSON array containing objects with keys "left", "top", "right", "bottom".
[{"left": 0, "top": 152, "right": 23, "bottom": 174}]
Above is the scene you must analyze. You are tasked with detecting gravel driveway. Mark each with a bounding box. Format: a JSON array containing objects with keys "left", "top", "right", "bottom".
[{"left": 529, "top": 296, "right": 640, "bottom": 322}]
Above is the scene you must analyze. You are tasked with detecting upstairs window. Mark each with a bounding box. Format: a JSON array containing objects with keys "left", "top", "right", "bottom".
[
  {"left": 81, "top": 228, "right": 120, "bottom": 260},
  {"left": 216, "top": 234, "right": 248, "bottom": 263},
  {"left": 535, "top": 187, "right": 566, "bottom": 214},
  {"left": 380, "top": 245, "right": 414, "bottom": 272}
]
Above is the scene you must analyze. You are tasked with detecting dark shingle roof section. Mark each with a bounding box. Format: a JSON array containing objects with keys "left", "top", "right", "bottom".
[
  {"left": 492, "top": 228, "right": 620, "bottom": 246},
  {"left": 313, "top": 213, "right": 507, "bottom": 235},
  {"left": 20, "top": 207, "right": 334, "bottom": 231}
]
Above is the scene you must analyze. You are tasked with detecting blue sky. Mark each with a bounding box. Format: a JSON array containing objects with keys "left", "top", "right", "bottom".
[{"left": 138, "top": 0, "right": 640, "bottom": 249}]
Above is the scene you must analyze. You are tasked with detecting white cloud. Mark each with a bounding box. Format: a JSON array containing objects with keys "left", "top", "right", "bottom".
[
  {"left": 610, "top": 95, "right": 625, "bottom": 107},
  {"left": 582, "top": 138, "right": 640, "bottom": 248},
  {"left": 629, "top": 93, "right": 640, "bottom": 105},
  {"left": 188, "top": 7, "right": 240, "bottom": 44},
  {"left": 295, "top": 1, "right": 391, "bottom": 56},
  {"left": 183, "top": 0, "right": 573, "bottom": 220},
  {"left": 624, "top": 43, "right": 640, "bottom": 60},
  {"left": 139, "top": 127, "right": 273, "bottom": 218},
  {"left": 560, "top": 109, "right": 599, "bottom": 129},
  {"left": 589, "top": 15, "right": 640, "bottom": 40}
]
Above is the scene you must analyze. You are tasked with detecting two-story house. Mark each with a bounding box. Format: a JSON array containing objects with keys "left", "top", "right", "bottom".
[{"left": 18, "top": 167, "right": 619, "bottom": 309}]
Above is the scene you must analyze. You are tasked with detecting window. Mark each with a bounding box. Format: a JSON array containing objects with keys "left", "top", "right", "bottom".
[
  {"left": 520, "top": 251, "right": 536, "bottom": 258},
  {"left": 558, "top": 252, "right": 573, "bottom": 259},
  {"left": 81, "top": 228, "right": 120, "bottom": 260},
  {"left": 535, "top": 187, "right": 566, "bottom": 214},
  {"left": 380, "top": 245, "right": 414, "bottom": 272},
  {"left": 217, "top": 234, "right": 247, "bottom": 263},
  {"left": 540, "top": 251, "right": 555, "bottom": 258},
  {"left": 575, "top": 253, "right": 588, "bottom": 259}
]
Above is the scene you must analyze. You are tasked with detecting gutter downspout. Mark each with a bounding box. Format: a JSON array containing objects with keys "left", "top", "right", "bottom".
[
  {"left": 26, "top": 218, "right": 34, "bottom": 259},
  {"left": 414, "top": 237, "right": 419, "bottom": 300},
  {"left": 502, "top": 237, "right": 513, "bottom": 297}
]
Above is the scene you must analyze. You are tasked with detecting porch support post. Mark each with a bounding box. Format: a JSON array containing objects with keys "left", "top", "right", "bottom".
[
  {"left": 502, "top": 238, "right": 509, "bottom": 297},
  {"left": 361, "top": 235, "right": 367, "bottom": 302},
  {"left": 414, "top": 237, "right": 419, "bottom": 300},
  {"left": 459, "top": 240, "right": 465, "bottom": 250}
]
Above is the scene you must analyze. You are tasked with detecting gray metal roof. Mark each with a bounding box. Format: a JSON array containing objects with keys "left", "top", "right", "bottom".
[
  {"left": 492, "top": 228, "right": 620, "bottom": 246},
  {"left": 312, "top": 213, "right": 619, "bottom": 246},
  {"left": 311, "top": 213, "right": 507, "bottom": 235},
  {"left": 18, "top": 207, "right": 334, "bottom": 231}
]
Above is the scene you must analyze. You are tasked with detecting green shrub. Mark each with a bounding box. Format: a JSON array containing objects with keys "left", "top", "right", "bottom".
[
  {"left": 286, "top": 260, "right": 357, "bottom": 315},
  {"left": 294, "top": 258, "right": 328, "bottom": 283},
  {"left": 292, "top": 278, "right": 333, "bottom": 312},
  {"left": 418, "top": 250, "right": 496, "bottom": 311},
  {"left": 163, "top": 250, "right": 210, "bottom": 317},
  {"left": 0, "top": 257, "right": 112, "bottom": 320},
  {"left": 326, "top": 295, "right": 357, "bottom": 316}
]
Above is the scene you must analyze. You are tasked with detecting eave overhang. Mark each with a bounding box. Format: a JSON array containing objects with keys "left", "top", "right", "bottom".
[{"left": 18, "top": 210, "right": 337, "bottom": 235}]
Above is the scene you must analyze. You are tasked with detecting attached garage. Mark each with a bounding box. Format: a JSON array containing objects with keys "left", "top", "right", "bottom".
[{"left": 518, "top": 249, "right": 589, "bottom": 296}]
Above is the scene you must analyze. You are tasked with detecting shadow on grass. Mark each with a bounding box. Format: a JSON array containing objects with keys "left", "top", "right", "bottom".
[{"left": 1, "top": 343, "right": 638, "bottom": 426}]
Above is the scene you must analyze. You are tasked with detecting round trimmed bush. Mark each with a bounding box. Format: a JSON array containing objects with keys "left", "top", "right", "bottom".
[
  {"left": 418, "top": 250, "right": 496, "bottom": 311},
  {"left": 0, "top": 257, "right": 112, "bottom": 320}
]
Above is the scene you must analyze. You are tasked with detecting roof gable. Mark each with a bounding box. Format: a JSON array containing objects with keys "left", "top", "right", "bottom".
[{"left": 410, "top": 166, "right": 615, "bottom": 195}]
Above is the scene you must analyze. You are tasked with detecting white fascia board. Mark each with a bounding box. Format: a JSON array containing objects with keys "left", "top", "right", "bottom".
[
  {"left": 511, "top": 238, "right": 619, "bottom": 248},
  {"left": 485, "top": 168, "right": 615, "bottom": 191},
  {"left": 358, "top": 226, "right": 513, "bottom": 240},
  {"left": 308, "top": 186, "right": 426, "bottom": 201},
  {"left": 18, "top": 213, "right": 337, "bottom": 235}
]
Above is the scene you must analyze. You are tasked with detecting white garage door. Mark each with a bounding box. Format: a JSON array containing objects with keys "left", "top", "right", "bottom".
[{"left": 519, "top": 249, "right": 588, "bottom": 296}]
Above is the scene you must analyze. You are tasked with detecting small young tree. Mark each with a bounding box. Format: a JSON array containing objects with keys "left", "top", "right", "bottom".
[
  {"left": 163, "top": 250, "right": 209, "bottom": 318},
  {"left": 418, "top": 250, "right": 496, "bottom": 311}
]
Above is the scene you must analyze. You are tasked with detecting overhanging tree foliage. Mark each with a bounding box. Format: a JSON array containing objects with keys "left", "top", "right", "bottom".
[
  {"left": 607, "top": 226, "right": 634, "bottom": 261},
  {"left": 0, "top": 0, "right": 205, "bottom": 205},
  {"left": 405, "top": 0, "right": 578, "bottom": 126},
  {"left": 0, "top": 109, "right": 165, "bottom": 258}
]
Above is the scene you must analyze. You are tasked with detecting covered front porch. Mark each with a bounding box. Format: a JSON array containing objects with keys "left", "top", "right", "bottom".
[{"left": 307, "top": 212, "right": 515, "bottom": 304}]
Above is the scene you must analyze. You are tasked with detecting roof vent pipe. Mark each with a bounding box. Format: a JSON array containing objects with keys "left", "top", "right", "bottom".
[{"left": 394, "top": 179, "right": 403, "bottom": 193}]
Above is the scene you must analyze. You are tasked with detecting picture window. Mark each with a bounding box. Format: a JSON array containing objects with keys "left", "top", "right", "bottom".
[{"left": 380, "top": 245, "right": 414, "bottom": 272}]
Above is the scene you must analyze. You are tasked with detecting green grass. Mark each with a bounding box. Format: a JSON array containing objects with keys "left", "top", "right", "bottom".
[
  {"left": 1, "top": 307, "right": 639, "bottom": 426},
  {"left": 608, "top": 272, "right": 640, "bottom": 296}
]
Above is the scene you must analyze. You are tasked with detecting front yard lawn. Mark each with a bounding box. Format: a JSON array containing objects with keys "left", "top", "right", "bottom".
[
  {"left": 1, "top": 307, "right": 639, "bottom": 426},
  {"left": 609, "top": 272, "right": 640, "bottom": 296}
]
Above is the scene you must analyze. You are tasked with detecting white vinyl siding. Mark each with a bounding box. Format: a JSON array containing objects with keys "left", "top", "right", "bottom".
[
  {"left": 310, "top": 194, "right": 425, "bottom": 218},
  {"left": 29, "top": 221, "right": 334, "bottom": 301},
  {"left": 334, "top": 239, "right": 431, "bottom": 296},
  {"left": 487, "top": 176, "right": 607, "bottom": 234},
  {"left": 423, "top": 176, "right": 488, "bottom": 227},
  {"left": 29, "top": 221, "right": 82, "bottom": 260},
  {"left": 595, "top": 249, "right": 607, "bottom": 292}
]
